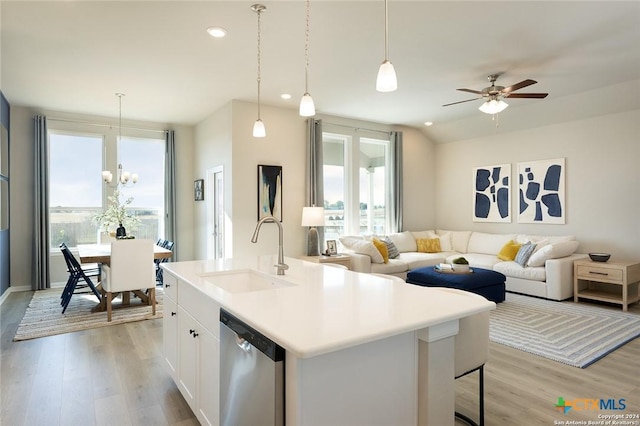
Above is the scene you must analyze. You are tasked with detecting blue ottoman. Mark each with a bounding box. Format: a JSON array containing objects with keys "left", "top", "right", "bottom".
[{"left": 406, "top": 266, "right": 506, "bottom": 303}]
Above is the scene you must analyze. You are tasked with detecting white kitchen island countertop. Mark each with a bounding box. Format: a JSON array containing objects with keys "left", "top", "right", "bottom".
[{"left": 162, "top": 255, "right": 495, "bottom": 359}]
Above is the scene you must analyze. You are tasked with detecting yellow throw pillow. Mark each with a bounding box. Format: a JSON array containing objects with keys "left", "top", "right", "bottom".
[
  {"left": 498, "top": 240, "right": 522, "bottom": 261},
  {"left": 417, "top": 238, "right": 441, "bottom": 253},
  {"left": 372, "top": 238, "right": 389, "bottom": 263}
]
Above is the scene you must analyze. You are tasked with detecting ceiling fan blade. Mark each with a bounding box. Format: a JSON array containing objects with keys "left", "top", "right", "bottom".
[
  {"left": 442, "top": 98, "right": 479, "bottom": 107},
  {"left": 457, "top": 88, "right": 483, "bottom": 95},
  {"left": 502, "top": 79, "right": 537, "bottom": 93},
  {"left": 505, "top": 93, "right": 548, "bottom": 99}
]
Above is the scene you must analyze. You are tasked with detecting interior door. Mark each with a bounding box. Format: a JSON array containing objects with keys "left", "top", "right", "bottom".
[{"left": 206, "top": 166, "right": 224, "bottom": 259}]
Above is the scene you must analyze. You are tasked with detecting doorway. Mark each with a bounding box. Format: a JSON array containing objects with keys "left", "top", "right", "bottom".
[{"left": 206, "top": 166, "right": 224, "bottom": 259}]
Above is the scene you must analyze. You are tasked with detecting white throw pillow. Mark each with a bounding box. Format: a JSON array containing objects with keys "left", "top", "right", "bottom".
[
  {"left": 339, "top": 237, "right": 384, "bottom": 264},
  {"left": 527, "top": 240, "right": 579, "bottom": 267},
  {"left": 437, "top": 232, "right": 453, "bottom": 251},
  {"left": 411, "top": 230, "right": 436, "bottom": 240},
  {"left": 388, "top": 231, "right": 417, "bottom": 253}
]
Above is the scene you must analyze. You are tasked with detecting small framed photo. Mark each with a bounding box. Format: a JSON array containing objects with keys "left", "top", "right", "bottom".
[
  {"left": 194, "top": 179, "right": 204, "bottom": 201},
  {"left": 326, "top": 240, "right": 337, "bottom": 255}
]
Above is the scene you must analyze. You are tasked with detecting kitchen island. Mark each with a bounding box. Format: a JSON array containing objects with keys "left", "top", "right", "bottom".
[{"left": 162, "top": 255, "right": 495, "bottom": 426}]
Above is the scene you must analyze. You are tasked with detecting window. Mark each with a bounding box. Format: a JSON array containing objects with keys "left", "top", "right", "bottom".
[
  {"left": 323, "top": 128, "right": 390, "bottom": 242},
  {"left": 49, "top": 132, "right": 104, "bottom": 248},
  {"left": 48, "top": 123, "right": 166, "bottom": 249}
]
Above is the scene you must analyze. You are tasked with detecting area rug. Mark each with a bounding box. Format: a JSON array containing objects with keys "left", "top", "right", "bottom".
[
  {"left": 13, "top": 288, "right": 163, "bottom": 341},
  {"left": 489, "top": 293, "right": 640, "bottom": 368}
]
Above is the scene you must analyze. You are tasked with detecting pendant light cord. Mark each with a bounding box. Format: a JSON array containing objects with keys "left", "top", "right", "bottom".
[
  {"left": 384, "top": 0, "right": 389, "bottom": 60},
  {"left": 256, "top": 8, "right": 262, "bottom": 119},
  {"left": 304, "top": 0, "right": 310, "bottom": 93}
]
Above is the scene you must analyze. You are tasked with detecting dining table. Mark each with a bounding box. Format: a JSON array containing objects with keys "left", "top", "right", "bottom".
[{"left": 77, "top": 243, "right": 173, "bottom": 312}]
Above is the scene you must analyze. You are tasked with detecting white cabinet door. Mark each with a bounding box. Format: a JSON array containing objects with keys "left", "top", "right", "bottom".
[
  {"left": 163, "top": 294, "right": 179, "bottom": 381},
  {"left": 197, "top": 328, "right": 220, "bottom": 426},
  {"left": 178, "top": 306, "right": 198, "bottom": 409}
]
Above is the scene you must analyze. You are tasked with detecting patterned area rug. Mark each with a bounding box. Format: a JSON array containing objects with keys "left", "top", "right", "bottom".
[
  {"left": 490, "top": 293, "right": 640, "bottom": 368},
  {"left": 13, "top": 288, "right": 163, "bottom": 341}
]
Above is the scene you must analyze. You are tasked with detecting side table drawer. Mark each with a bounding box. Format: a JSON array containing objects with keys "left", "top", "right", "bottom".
[{"left": 576, "top": 265, "right": 623, "bottom": 282}]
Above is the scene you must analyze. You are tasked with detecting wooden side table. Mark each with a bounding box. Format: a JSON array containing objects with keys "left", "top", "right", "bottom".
[
  {"left": 299, "top": 254, "right": 351, "bottom": 270},
  {"left": 573, "top": 259, "right": 640, "bottom": 311}
]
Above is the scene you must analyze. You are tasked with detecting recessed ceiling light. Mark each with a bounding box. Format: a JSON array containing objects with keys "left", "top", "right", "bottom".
[
  {"left": 424, "top": 121, "right": 433, "bottom": 126},
  {"left": 280, "top": 93, "right": 292, "bottom": 100},
  {"left": 207, "top": 27, "right": 228, "bottom": 38}
]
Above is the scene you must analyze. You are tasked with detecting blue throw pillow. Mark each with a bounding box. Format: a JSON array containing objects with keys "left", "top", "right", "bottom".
[
  {"left": 382, "top": 237, "right": 400, "bottom": 259},
  {"left": 515, "top": 242, "right": 537, "bottom": 267}
]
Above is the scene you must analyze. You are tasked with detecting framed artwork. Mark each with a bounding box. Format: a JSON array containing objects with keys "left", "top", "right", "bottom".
[
  {"left": 326, "top": 240, "right": 337, "bottom": 255},
  {"left": 257, "top": 165, "right": 282, "bottom": 221},
  {"left": 517, "top": 158, "right": 565, "bottom": 224},
  {"left": 194, "top": 179, "right": 204, "bottom": 201},
  {"left": 472, "top": 163, "right": 511, "bottom": 222}
]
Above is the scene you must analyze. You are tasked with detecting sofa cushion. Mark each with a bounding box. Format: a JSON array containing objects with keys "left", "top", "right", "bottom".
[
  {"left": 494, "top": 261, "right": 546, "bottom": 282},
  {"left": 411, "top": 230, "right": 437, "bottom": 240},
  {"left": 514, "top": 242, "right": 537, "bottom": 267},
  {"left": 381, "top": 237, "right": 400, "bottom": 259},
  {"left": 497, "top": 240, "right": 522, "bottom": 261},
  {"left": 417, "top": 238, "right": 441, "bottom": 253},
  {"left": 388, "top": 231, "right": 417, "bottom": 253},
  {"left": 527, "top": 240, "right": 579, "bottom": 267},
  {"left": 371, "top": 259, "right": 408, "bottom": 274},
  {"left": 438, "top": 230, "right": 472, "bottom": 253},
  {"left": 372, "top": 238, "right": 389, "bottom": 263},
  {"left": 339, "top": 237, "right": 384, "bottom": 264},
  {"left": 397, "top": 252, "right": 445, "bottom": 270},
  {"left": 435, "top": 231, "right": 453, "bottom": 251},
  {"left": 467, "top": 232, "right": 517, "bottom": 256}
]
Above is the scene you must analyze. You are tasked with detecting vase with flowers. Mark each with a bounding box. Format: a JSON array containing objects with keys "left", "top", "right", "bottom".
[{"left": 93, "top": 190, "right": 140, "bottom": 239}]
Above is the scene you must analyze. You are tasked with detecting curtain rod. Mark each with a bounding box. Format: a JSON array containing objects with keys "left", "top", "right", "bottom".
[
  {"left": 46, "top": 116, "right": 167, "bottom": 134},
  {"left": 322, "top": 121, "right": 391, "bottom": 135}
]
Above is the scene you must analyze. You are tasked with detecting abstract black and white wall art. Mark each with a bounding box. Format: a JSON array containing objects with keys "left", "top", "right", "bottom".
[
  {"left": 518, "top": 158, "right": 565, "bottom": 224},
  {"left": 473, "top": 164, "right": 511, "bottom": 222},
  {"left": 257, "top": 164, "right": 283, "bottom": 221}
]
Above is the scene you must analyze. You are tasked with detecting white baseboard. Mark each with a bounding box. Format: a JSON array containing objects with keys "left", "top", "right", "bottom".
[{"left": 0, "top": 285, "right": 32, "bottom": 305}]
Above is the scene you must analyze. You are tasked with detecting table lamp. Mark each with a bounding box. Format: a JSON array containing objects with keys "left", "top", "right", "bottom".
[{"left": 301, "top": 206, "right": 325, "bottom": 256}]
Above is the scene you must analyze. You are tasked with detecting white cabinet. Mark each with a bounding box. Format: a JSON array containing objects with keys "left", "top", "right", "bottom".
[{"left": 163, "top": 272, "right": 220, "bottom": 426}]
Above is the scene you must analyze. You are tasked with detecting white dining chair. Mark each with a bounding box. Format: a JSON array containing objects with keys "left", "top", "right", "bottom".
[{"left": 101, "top": 239, "right": 156, "bottom": 322}]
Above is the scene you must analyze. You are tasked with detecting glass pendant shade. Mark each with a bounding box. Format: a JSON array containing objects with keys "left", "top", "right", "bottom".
[
  {"left": 299, "top": 92, "right": 316, "bottom": 117},
  {"left": 479, "top": 99, "right": 508, "bottom": 114},
  {"left": 376, "top": 60, "right": 397, "bottom": 92},
  {"left": 253, "top": 119, "right": 266, "bottom": 138}
]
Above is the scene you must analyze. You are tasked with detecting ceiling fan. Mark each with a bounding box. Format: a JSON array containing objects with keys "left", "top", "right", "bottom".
[{"left": 443, "top": 74, "right": 548, "bottom": 114}]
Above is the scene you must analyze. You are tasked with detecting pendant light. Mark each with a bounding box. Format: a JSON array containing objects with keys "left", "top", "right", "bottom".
[
  {"left": 102, "top": 93, "right": 138, "bottom": 187},
  {"left": 299, "top": 0, "right": 316, "bottom": 116},
  {"left": 376, "top": 0, "right": 397, "bottom": 92},
  {"left": 252, "top": 4, "right": 266, "bottom": 138}
]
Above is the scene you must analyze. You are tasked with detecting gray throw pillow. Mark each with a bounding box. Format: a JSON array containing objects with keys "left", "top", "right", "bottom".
[
  {"left": 382, "top": 237, "right": 400, "bottom": 259},
  {"left": 515, "top": 242, "right": 537, "bottom": 267}
]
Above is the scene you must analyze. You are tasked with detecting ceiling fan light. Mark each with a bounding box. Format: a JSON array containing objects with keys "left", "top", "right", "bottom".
[
  {"left": 479, "top": 99, "right": 508, "bottom": 114},
  {"left": 299, "top": 92, "right": 316, "bottom": 117},
  {"left": 253, "top": 119, "right": 266, "bottom": 138},
  {"left": 376, "top": 60, "right": 397, "bottom": 92}
]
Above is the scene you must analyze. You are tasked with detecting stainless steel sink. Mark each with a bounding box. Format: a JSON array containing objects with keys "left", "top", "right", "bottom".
[{"left": 200, "top": 270, "right": 295, "bottom": 294}]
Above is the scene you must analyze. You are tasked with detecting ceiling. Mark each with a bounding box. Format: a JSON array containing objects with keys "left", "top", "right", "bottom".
[{"left": 2, "top": 1, "right": 639, "bottom": 142}]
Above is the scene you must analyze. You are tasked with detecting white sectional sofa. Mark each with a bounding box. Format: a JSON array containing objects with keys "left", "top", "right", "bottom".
[{"left": 340, "top": 230, "right": 588, "bottom": 301}]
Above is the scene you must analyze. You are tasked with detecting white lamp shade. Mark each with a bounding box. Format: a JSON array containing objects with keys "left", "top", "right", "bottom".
[
  {"left": 299, "top": 93, "right": 316, "bottom": 117},
  {"left": 102, "top": 170, "right": 113, "bottom": 183},
  {"left": 301, "top": 206, "right": 325, "bottom": 227},
  {"left": 376, "top": 60, "right": 397, "bottom": 92},
  {"left": 253, "top": 119, "right": 266, "bottom": 138},
  {"left": 479, "top": 99, "right": 508, "bottom": 114}
]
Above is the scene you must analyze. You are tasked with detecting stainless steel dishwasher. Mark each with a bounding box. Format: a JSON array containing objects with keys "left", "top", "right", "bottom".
[{"left": 219, "top": 309, "right": 285, "bottom": 426}]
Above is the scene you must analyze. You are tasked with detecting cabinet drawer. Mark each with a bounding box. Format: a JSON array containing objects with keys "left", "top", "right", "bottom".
[
  {"left": 576, "top": 265, "right": 623, "bottom": 282},
  {"left": 180, "top": 283, "right": 221, "bottom": 338},
  {"left": 164, "top": 272, "right": 178, "bottom": 301}
]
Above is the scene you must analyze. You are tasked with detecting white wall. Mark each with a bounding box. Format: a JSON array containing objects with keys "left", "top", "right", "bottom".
[{"left": 435, "top": 109, "right": 640, "bottom": 259}]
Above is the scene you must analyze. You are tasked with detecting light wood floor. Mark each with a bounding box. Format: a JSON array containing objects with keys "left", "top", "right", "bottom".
[{"left": 2, "top": 290, "right": 639, "bottom": 426}]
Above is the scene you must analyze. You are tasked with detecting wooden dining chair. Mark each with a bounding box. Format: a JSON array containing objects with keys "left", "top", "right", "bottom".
[
  {"left": 59, "top": 243, "right": 102, "bottom": 313},
  {"left": 101, "top": 239, "right": 156, "bottom": 322}
]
